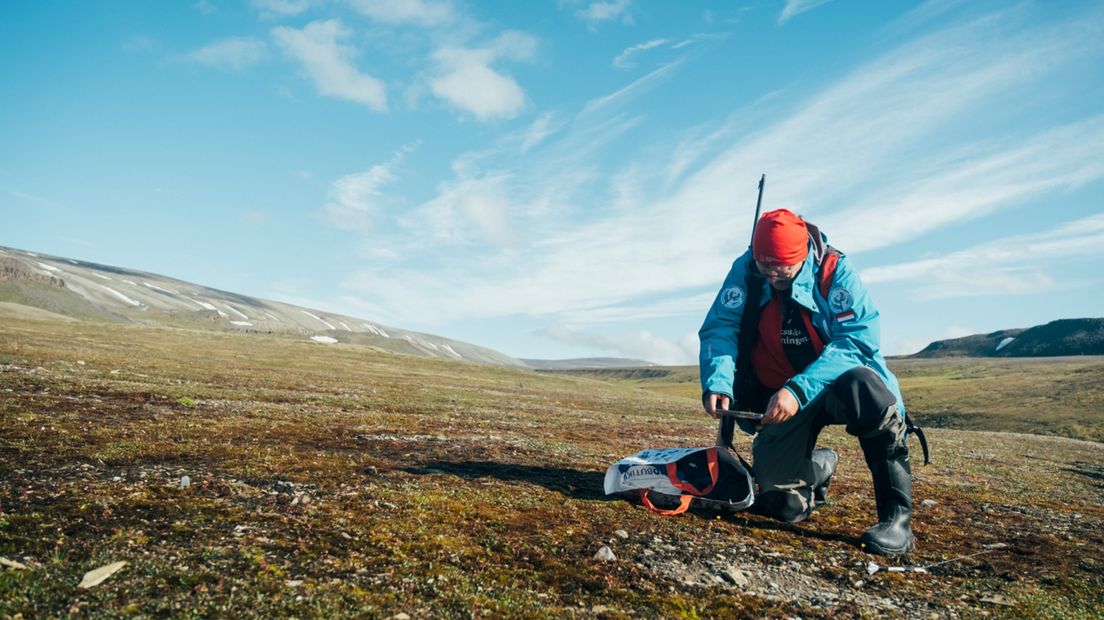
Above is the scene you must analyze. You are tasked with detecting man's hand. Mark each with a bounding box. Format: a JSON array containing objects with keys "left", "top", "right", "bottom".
[
  {"left": 762, "top": 388, "right": 799, "bottom": 425},
  {"left": 703, "top": 392, "right": 730, "bottom": 419}
]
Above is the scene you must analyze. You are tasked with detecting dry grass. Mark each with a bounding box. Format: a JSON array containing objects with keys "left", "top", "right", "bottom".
[{"left": 1, "top": 315, "right": 1102, "bottom": 618}]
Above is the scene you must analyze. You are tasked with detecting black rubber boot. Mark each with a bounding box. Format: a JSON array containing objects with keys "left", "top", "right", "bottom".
[
  {"left": 810, "top": 448, "right": 838, "bottom": 508},
  {"left": 859, "top": 438, "right": 915, "bottom": 556}
]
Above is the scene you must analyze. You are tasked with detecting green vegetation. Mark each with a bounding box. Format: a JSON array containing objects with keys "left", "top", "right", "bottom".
[
  {"left": 558, "top": 356, "right": 1104, "bottom": 443},
  {"left": 1, "top": 314, "right": 1102, "bottom": 618},
  {"left": 892, "top": 357, "right": 1104, "bottom": 442}
]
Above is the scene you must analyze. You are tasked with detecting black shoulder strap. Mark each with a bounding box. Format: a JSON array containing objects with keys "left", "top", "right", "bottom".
[
  {"left": 906, "top": 414, "right": 931, "bottom": 465},
  {"left": 817, "top": 247, "right": 840, "bottom": 298}
]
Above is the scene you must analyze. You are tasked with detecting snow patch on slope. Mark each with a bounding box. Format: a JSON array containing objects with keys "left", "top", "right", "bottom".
[
  {"left": 101, "top": 286, "right": 142, "bottom": 307},
  {"left": 301, "top": 311, "right": 336, "bottom": 330},
  {"left": 144, "top": 281, "right": 179, "bottom": 294}
]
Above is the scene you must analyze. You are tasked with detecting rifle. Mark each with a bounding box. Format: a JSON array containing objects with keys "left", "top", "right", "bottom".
[{"left": 717, "top": 174, "right": 765, "bottom": 449}]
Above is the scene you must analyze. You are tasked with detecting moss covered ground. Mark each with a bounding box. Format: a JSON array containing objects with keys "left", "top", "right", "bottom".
[{"left": 1, "top": 315, "right": 1102, "bottom": 618}]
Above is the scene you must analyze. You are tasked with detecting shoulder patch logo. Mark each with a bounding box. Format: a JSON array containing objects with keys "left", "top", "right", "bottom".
[
  {"left": 828, "top": 287, "right": 854, "bottom": 314},
  {"left": 721, "top": 286, "right": 745, "bottom": 310}
]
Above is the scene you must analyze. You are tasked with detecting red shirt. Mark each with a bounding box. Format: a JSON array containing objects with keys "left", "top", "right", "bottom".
[{"left": 750, "top": 294, "right": 824, "bottom": 389}]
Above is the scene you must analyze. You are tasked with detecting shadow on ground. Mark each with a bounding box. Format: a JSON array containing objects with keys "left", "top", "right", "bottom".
[
  {"left": 404, "top": 460, "right": 611, "bottom": 501},
  {"left": 404, "top": 460, "right": 864, "bottom": 548}
]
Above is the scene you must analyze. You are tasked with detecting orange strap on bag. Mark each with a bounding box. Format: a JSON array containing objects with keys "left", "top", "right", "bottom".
[
  {"left": 640, "top": 490, "right": 695, "bottom": 515},
  {"left": 640, "top": 447, "right": 720, "bottom": 516}
]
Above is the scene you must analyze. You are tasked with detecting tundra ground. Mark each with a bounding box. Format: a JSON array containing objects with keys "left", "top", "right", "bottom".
[{"left": 1, "top": 315, "right": 1101, "bottom": 618}]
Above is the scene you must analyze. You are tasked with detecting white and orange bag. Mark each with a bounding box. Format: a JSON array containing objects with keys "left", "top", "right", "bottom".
[{"left": 603, "top": 446, "right": 755, "bottom": 515}]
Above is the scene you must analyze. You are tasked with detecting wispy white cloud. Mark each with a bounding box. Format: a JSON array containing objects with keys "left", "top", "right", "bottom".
[
  {"left": 429, "top": 31, "right": 536, "bottom": 121},
  {"left": 348, "top": 0, "right": 454, "bottom": 26},
  {"left": 251, "top": 0, "right": 312, "bottom": 17},
  {"left": 331, "top": 5, "right": 1104, "bottom": 359},
  {"left": 575, "top": 0, "right": 633, "bottom": 28},
  {"left": 122, "top": 35, "right": 155, "bottom": 54},
  {"left": 580, "top": 58, "right": 684, "bottom": 118},
  {"left": 612, "top": 38, "right": 668, "bottom": 69},
  {"left": 193, "top": 0, "right": 217, "bottom": 16},
  {"left": 520, "top": 112, "right": 562, "bottom": 152},
  {"left": 184, "top": 37, "right": 269, "bottom": 70},
  {"left": 779, "top": 0, "right": 834, "bottom": 25},
  {"left": 394, "top": 173, "right": 521, "bottom": 247},
  {"left": 826, "top": 114, "right": 1104, "bottom": 253},
  {"left": 862, "top": 212, "right": 1104, "bottom": 299},
  {"left": 272, "top": 20, "right": 387, "bottom": 111},
  {"left": 558, "top": 292, "right": 716, "bottom": 325},
  {"left": 4, "top": 187, "right": 67, "bottom": 212},
  {"left": 537, "top": 324, "right": 696, "bottom": 365},
  {"left": 242, "top": 209, "right": 268, "bottom": 224},
  {"left": 323, "top": 143, "right": 417, "bottom": 232}
]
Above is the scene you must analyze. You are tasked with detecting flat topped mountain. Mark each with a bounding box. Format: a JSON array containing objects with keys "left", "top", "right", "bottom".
[
  {"left": 0, "top": 245, "right": 525, "bottom": 367},
  {"left": 912, "top": 318, "right": 1104, "bottom": 357},
  {"left": 521, "top": 357, "right": 657, "bottom": 371}
]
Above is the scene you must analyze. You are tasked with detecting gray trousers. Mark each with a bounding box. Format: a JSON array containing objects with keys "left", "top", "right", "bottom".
[{"left": 739, "top": 367, "right": 905, "bottom": 522}]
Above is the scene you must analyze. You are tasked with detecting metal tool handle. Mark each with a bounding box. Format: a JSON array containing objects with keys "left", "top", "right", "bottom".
[{"left": 716, "top": 409, "right": 765, "bottom": 421}]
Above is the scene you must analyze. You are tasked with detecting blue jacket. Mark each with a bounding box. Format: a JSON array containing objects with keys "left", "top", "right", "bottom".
[{"left": 698, "top": 225, "right": 905, "bottom": 418}]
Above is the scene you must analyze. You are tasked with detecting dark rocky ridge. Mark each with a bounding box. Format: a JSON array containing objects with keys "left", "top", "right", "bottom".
[{"left": 913, "top": 318, "right": 1104, "bottom": 357}]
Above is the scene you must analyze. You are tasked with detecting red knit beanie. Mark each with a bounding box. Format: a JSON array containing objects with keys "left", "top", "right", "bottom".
[{"left": 753, "top": 209, "right": 809, "bottom": 265}]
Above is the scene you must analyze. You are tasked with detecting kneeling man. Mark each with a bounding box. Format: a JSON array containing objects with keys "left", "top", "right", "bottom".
[{"left": 699, "top": 209, "right": 914, "bottom": 556}]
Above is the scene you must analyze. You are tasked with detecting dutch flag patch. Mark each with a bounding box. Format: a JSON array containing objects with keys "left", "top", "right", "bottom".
[{"left": 836, "top": 311, "right": 856, "bottom": 323}]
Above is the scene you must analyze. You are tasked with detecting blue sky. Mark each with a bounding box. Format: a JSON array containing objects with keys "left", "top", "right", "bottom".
[{"left": 3, "top": 0, "right": 1103, "bottom": 364}]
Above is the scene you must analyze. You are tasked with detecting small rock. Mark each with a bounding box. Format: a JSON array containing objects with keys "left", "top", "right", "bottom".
[
  {"left": 389, "top": 614, "right": 411, "bottom": 620},
  {"left": 363, "top": 465, "right": 378, "bottom": 476},
  {"left": 78, "top": 561, "right": 128, "bottom": 589},
  {"left": 592, "top": 605, "right": 609, "bottom": 613},
  {"left": 980, "top": 593, "right": 1014, "bottom": 607},
  {"left": 721, "top": 566, "right": 749, "bottom": 587},
  {"left": 613, "top": 529, "right": 629, "bottom": 540},
  {"left": 1, "top": 557, "right": 28, "bottom": 570},
  {"left": 866, "top": 561, "right": 880, "bottom": 575},
  {"left": 594, "top": 546, "right": 616, "bottom": 562},
  {"left": 285, "top": 580, "right": 303, "bottom": 588},
  {"left": 180, "top": 476, "right": 191, "bottom": 489},
  {"left": 921, "top": 499, "right": 936, "bottom": 508}
]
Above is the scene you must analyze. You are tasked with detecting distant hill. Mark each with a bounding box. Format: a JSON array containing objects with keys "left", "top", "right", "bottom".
[
  {"left": 0, "top": 245, "right": 526, "bottom": 368},
  {"left": 521, "top": 357, "right": 657, "bottom": 371},
  {"left": 912, "top": 318, "right": 1104, "bottom": 357}
]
